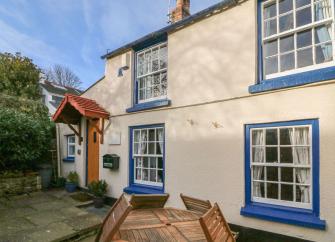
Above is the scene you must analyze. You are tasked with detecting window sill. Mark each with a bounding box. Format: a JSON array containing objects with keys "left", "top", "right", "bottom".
[
  {"left": 123, "top": 184, "right": 164, "bottom": 194},
  {"left": 126, "top": 99, "right": 171, "bottom": 113},
  {"left": 240, "top": 203, "right": 326, "bottom": 230},
  {"left": 249, "top": 66, "right": 335, "bottom": 93},
  {"left": 63, "top": 157, "right": 75, "bottom": 163}
]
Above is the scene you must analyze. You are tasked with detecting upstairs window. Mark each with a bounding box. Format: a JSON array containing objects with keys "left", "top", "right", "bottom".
[
  {"left": 262, "top": 0, "right": 334, "bottom": 78},
  {"left": 52, "top": 95, "right": 63, "bottom": 108},
  {"left": 136, "top": 43, "right": 167, "bottom": 103}
]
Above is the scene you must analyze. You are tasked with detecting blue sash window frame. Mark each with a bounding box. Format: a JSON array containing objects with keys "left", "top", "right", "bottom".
[
  {"left": 126, "top": 34, "right": 171, "bottom": 113},
  {"left": 124, "top": 124, "right": 165, "bottom": 194},
  {"left": 249, "top": 0, "right": 335, "bottom": 93},
  {"left": 241, "top": 119, "right": 326, "bottom": 230}
]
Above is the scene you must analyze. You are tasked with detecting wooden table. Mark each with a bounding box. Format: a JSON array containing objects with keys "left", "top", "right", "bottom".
[{"left": 117, "top": 207, "right": 207, "bottom": 241}]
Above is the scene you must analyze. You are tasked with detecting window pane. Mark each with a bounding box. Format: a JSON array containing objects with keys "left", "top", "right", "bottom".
[
  {"left": 297, "top": 30, "right": 312, "bottom": 48},
  {"left": 296, "top": 7, "right": 312, "bottom": 27},
  {"left": 158, "top": 170, "right": 163, "bottom": 183},
  {"left": 263, "top": 2, "right": 276, "bottom": 19},
  {"left": 264, "top": 19, "right": 277, "bottom": 37},
  {"left": 161, "top": 72, "right": 167, "bottom": 95},
  {"left": 279, "top": 0, "right": 293, "bottom": 14},
  {"left": 143, "top": 169, "right": 149, "bottom": 181},
  {"left": 279, "top": 13, "right": 293, "bottom": 32},
  {"left": 267, "top": 183, "right": 279, "bottom": 199},
  {"left": 296, "top": 168, "right": 311, "bottom": 184},
  {"left": 265, "top": 56, "right": 278, "bottom": 75},
  {"left": 296, "top": 185, "right": 310, "bottom": 203},
  {"left": 280, "top": 147, "right": 293, "bottom": 163},
  {"left": 281, "top": 184, "right": 294, "bottom": 201},
  {"left": 295, "top": 127, "right": 310, "bottom": 145},
  {"left": 253, "top": 147, "right": 265, "bottom": 163},
  {"left": 280, "top": 128, "right": 292, "bottom": 145},
  {"left": 148, "top": 129, "right": 155, "bottom": 141},
  {"left": 267, "top": 167, "right": 279, "bottom": 181},
  {"left": 150, "top": 170, "right": 157, "bottom": 182},
  {"left": 158, "top": 157, "right": 163, "bottom": 169},
  {"left": 134, "top": 143, "right": 139, "bottom": 155},
  {"left": 280, "top": 35, "right": 294, "bottom": 53},
  {"left": 252, "top": 129, "right": 264, "bottom": 145},
  {"left": 297, "top": 48, "right": 313, "bottom": 67},
  {"left": 148, "top": 142, "right": 155, "bottom": 154},
  {"left": 152, "top": 59, "right": 159, "bottom": 72},
  {"left": 139, "top": 89, "right": 145, "bottom": 101},
  {"left": 315, "top": 43, "right": 333, "bottom": 64},
  {"left": 264, "top": 40, "right": 278, "bottom": 57},
  {"left": 135, "top": 158, "right": 142, "bottom": 167},
  {"left": 160, "top": 46, "right": 167, "bottom": 69},
  {"left": 280, "top": 52, "right": 295, "bottom": 71},
  {"left": 294, "top": 147, "right": 310, "bottom": 164},
  {"left": 150, "top": 157, "right": 157, "bottom": 168},
  {"left": 253, "top": 182, "right": 265, "bottom": 198},
  {"left": 134, "top": 130, "right": 140, "bottom": 142},
  {"left": 315, "top": 25, "right": 332, "bottom": 44},
  {"left": 157, "top": 142, "right": 163, "bottom": 154},
  {"left": 157, "top": 128, "right": 163, "bottom": 141},
  {"left": 314, "top": 0, "right": 332, "bottom": 21},
  {"left": 266, "top": 129, "right": 278, "bottom": 145},
  {"left": 136, "top": 168, "right": 141, "bottom": 180},
  {"left": 69, "top": 145, "right": 75, "bottom": 156},
  {"left": 253, "top": 166, "right": 265, "bottom": 180},
  {"left": 68, "top": 136, "right": 75, "bottom": 143},
  {"left": 266, "top": 147, "right": 278, "bottom": 163},
  {"left": 143, "top": 157, "right": 149, "bottom": 168},
  {"left": 296, "top": 0, "right": 311, "bottom": 8},
  {"left": 281, "top": 167, "right": 294, "bottom": 182}
]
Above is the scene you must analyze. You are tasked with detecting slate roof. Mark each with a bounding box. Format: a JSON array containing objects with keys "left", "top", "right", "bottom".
[{"left": 40, "top": 81, "right": 82, "bottom": 96}]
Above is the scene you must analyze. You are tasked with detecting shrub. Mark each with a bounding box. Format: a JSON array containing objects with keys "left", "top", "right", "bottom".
[
  {"left": 88, "top": 180, "right": 108, "bottom": 197},
  {"left": 52, "top": 176, "right": 66, "bottom": 188},
  {"left": 67, "top": 171, "right": 79, "bottom": 184},
  {"left": 0, "top": 108, "right": 54, "bottom": 172}
]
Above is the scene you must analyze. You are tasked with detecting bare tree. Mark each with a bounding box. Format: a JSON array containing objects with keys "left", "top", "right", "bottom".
[{"left": 46, "top": 64, "right": 82, "bottom": 89}]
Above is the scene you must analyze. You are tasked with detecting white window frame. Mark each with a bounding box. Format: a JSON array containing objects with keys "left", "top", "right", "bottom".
[
  {"left": 261, "top": 0, "right": 335, "bottom": 79},
  {"left": 136, "top": 42, "right": 168, "bottom": 103},
  {"left": 67, "top": 135, "right": 75, "bottom": 157},
  {"left": 250, "top": 125, "right": 313, "bottom": 209},
  {"left": 132, "top": 127, "right": 164, "bottom": 187}
]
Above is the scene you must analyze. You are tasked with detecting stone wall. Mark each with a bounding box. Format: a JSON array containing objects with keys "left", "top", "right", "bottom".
[{"left": 0, "top": 174, "right": 41, "bottom": 196}]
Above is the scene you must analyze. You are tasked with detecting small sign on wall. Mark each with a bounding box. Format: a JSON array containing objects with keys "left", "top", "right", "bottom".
[{"left": 109, "top": 131, "right": 121, "bottom": 145}]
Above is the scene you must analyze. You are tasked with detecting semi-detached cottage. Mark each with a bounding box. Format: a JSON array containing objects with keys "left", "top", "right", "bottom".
[{"left": 53, "top": 0, "right": 335, "bottom": 240}]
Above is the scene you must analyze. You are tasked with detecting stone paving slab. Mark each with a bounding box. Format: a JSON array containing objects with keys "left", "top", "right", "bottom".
[{"left": 0, "top": 190, "right": 106, "bottom": 242}]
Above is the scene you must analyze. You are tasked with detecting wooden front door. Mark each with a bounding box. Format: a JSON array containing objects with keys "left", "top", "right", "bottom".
[{"left": 87, "top": 119, "right": 100, "bottom": 183}]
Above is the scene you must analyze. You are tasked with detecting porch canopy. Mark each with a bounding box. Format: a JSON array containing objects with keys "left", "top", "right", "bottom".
[{"left": 52, "top": 94, "right": 110, "bottom": 144}]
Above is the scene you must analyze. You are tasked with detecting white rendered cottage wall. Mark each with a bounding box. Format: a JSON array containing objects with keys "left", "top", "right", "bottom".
[{"left": 79, "top": 0, "right": 335, "bottom": 241}]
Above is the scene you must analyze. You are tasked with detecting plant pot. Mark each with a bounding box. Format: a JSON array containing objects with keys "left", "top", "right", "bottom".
[
  {"left": 65, "top": 182, "right": 77, "bottom": 193},
  {"left": 38, "top": 164, "right": 53, "bottom": 189},
  {"left": 93, "top": 196, "right": 104, "bottom": 208}
]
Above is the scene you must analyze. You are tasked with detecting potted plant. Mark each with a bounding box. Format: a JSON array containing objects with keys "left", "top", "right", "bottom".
[
  {"left": 65, "top": 171, "right": 79, "bottom": 193},
  {"left": 88, "top": 180, "right": 108, "bottom": 208}
]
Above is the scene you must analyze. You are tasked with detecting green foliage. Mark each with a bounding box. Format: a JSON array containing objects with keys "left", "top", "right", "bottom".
[
  {"left": 52, "top": 176, "right": 66, "bottom": 188},
  {"left": 0, "top": 52, "right": 41, "bottom": 100},
  {"left": 88, "top": 180, "right": 108, "bottom": 197},
  {"left": 67, "top": 171, "right": 79, "bottom": 184},
  {"left": 0, "top": 108, "right": 54, "bottom": 172},
  {"left": 0, "top": 170, "right": 23, "bottom": 178}
]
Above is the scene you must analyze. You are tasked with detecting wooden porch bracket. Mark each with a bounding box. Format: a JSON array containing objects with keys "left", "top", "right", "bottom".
[
  {"left": 88, "top": 118, "right": 106, "bottom": 144},
  {"left": 62, "top": 116, "right": 83, "bottom": 145}
]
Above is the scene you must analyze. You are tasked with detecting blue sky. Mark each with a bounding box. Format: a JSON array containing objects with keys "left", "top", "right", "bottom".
[{"left": 0, "top": 0, "right": 221, "bottom": 89}]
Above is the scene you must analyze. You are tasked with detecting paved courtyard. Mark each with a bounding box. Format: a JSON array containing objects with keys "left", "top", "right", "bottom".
[{"left": 0, "top": 190, "right": 108, "bottom": 242}]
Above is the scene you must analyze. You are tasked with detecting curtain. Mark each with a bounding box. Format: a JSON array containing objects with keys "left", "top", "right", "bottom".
[
  {"left": 315, "top": 0, "right": 331, "bottom": 21},
  {"left": 253, "top": 130, "right": 265, "bottom": 197},
  {"left": 141, "top": 130, "right": 147, "bottom": 154},
  {"left": 158, "top": 129, "right": 163, "bottom": 154},
  {"left": 289, "top": 128, "right": 310, "bottom": 203}
]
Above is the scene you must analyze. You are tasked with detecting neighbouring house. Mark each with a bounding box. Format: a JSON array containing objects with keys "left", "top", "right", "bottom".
[
  {"left": 39, "top": 79, "right": 82, "bottom": 175},
  {"left": 53, "top": 0, "right": 335, "bottom": 240}
]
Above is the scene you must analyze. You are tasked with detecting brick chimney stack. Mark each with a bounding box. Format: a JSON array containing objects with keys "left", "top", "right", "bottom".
[{"left": 170, "top": 0, "right": 190, "bottom": 23}]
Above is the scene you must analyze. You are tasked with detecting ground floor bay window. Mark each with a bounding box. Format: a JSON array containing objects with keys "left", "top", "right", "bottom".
[
  {"left": 241, "top": 119, "right": 325, "bottom": 229},
  {"left": 124, "top": 124, "right": 165, "bottom": 194}
]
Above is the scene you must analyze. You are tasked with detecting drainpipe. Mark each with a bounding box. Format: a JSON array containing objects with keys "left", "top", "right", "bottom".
[{"left": 56, "top": 123, "right": 62, "bottom": 177}]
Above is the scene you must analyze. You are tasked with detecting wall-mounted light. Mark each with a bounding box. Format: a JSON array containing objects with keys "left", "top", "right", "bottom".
[{"left": 118, "top": 53, "right": 130, "bottom": 77}]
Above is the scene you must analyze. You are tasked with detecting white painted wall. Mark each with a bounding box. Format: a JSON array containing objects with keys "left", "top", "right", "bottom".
[{"left": 70, "top": 0, "right": 335, "bottom": 240}]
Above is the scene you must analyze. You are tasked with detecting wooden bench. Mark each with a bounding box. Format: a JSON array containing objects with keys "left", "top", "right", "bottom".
[
  {"left": 129, "top": 194, "right": 169, "bottom": 209},
  {"left": 180, "top": 193, "right": 212, "bottom": 215},
  {"left": 199, "top": 202, "right": 239, "bottom": 242}
]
